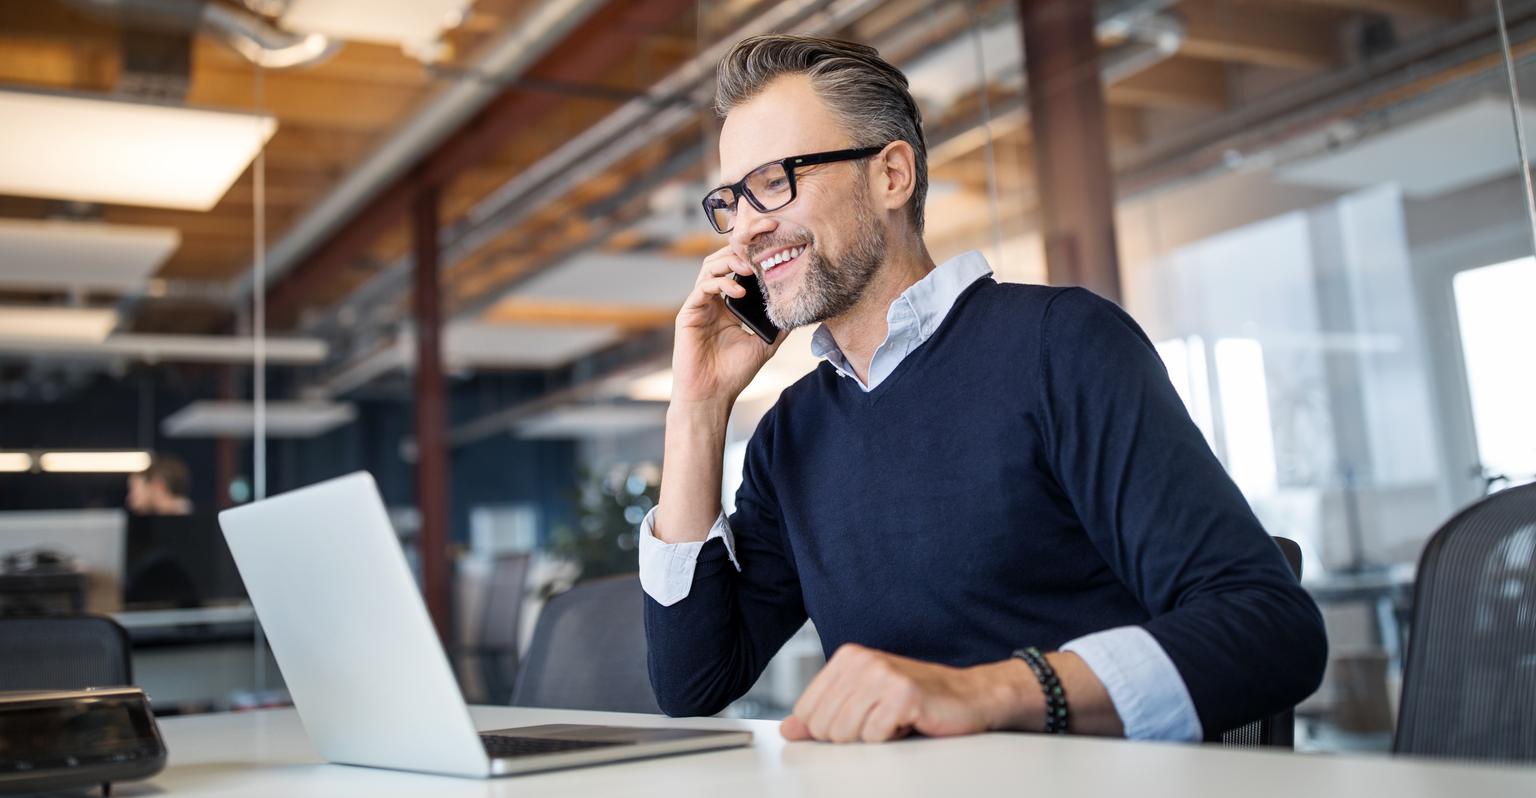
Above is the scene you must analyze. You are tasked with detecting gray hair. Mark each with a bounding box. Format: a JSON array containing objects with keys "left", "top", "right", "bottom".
[{"left": 715, "top": 34, "right": 928, "bottom": 236}]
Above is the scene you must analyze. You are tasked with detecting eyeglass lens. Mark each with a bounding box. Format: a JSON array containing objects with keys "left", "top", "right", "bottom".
[{"left": 705, "top": 161, "right": 793, "bottom": 232}]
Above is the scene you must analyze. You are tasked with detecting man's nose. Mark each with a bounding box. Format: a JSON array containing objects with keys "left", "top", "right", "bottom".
[{"left": 729, "top": 203, "right": 777, "bottom": 260}]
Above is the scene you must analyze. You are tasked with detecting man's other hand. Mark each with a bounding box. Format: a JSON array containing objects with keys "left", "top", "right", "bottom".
[{"left": 780, "top": 643, "right": 1024, "bottom": 743}]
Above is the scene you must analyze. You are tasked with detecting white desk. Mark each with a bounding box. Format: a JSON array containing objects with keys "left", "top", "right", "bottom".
[{"left": 118, "top": 706, "right": 1536, "bottom": 797}]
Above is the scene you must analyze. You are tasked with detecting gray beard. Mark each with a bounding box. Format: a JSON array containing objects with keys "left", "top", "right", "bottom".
[{"left": 762, "top": 200, "right": 886, "bottom": 330}]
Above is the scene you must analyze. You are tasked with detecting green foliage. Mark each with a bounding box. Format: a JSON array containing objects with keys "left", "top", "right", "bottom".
[{"left": 547, "top": 461, "right": 660, "bottom": 581}]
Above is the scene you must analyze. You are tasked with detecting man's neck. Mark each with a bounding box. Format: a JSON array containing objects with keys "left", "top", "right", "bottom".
[{"left": 820, "top": 240, "right": 936, "bottom": 384}]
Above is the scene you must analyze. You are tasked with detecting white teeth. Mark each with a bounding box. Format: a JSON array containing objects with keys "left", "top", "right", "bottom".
[{"left": 761, "top": 245, "right": 805, "bottom": 272}]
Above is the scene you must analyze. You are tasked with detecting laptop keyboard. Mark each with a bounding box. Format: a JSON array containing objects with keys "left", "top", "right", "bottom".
[{"left": 480, "top": 734, "right": 632, "bottom": 759}]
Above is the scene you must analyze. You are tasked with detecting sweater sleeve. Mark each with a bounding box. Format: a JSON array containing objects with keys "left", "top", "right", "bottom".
[
  {"left": 643, "top": 406, "right": 809, "bottom": 717},
  {"left": 1038, "top": 287, "right": 1328, "bottom": 737}
]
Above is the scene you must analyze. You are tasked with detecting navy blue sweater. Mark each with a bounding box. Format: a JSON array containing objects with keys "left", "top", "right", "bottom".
[{"left": 644, "top": 279, "right": 1328, "bottom": 737}]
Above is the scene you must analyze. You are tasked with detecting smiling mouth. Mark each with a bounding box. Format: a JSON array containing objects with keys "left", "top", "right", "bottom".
[{"left": 757, "top": 244, "right": 807, "bottom": 278}]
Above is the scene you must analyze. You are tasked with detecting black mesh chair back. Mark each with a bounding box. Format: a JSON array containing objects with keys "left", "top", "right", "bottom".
[
  {"left": 1220, "top": 536, "right": 1303, "bottom": 748},
  {"left": 511, "top": 573, "right": 661, "bottom": 714},
  {"left": 478, "top": 553, "right": 531, "bottom": 704},
  {"left": 0, "top": 615, "right": 132, "bottom": 691},
  {"left": 1395, "top": 482, "right": 1536, "bottom": 763}
]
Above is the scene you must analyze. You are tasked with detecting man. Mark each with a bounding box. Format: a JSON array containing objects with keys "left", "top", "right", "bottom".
[
  {"left": 126, "top": 454, "right": 193, "bottom": 516},
  {"left": 123, "top": 454, "right": 200, "bottom": 607},
  {"left": 639, "top": 34, "right": 1326, "bottom": 744}
]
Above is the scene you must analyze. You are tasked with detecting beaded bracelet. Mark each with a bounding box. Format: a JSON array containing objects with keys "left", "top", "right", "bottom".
[{"left": 1013, "top": 647, "right": 1069, "bottom": 734}]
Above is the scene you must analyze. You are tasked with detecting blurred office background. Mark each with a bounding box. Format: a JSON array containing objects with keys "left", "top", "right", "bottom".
[{"left": 0, "top": 0, "right": 1533, "bottom": 754}]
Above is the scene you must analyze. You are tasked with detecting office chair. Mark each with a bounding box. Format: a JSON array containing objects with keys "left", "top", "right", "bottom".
[
  {"left": 1394, "top": 482, "right": 1536, "bottom": 763},
  {"left": 511, "top": 573, "right": 662, "bottom": 714},
  {"left": 1219, "top": 536, "right": 1303, "bottom": 748},
  {"left": 0, "top": 615, "right": 133, "bottom": 691},
  {"left": 475, "top": 553, "right": 531, "bottom": 705}
]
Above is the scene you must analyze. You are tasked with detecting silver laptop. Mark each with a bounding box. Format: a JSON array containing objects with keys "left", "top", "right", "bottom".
[{"left": 218, "top": 471, "right": 750, "bottom": 778}]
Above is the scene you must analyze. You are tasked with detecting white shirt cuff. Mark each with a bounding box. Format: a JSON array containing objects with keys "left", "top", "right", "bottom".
[
  {"left": 1061, "top": 626, "right": 1203, "bottom": 741},
  {"left": 636, "top": 506, "right": 739, "bottom": 607}
]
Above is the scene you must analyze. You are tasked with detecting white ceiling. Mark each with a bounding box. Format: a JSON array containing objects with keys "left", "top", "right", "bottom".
[
  {"left": 500, "top": 252, "right": 700, "bottom": 308},
  {"left": 0, "top": 219, "right": 179, "bottom": 293},
  {"left": 1277, "top": 97, "right": 1536, "bottom": 199}
]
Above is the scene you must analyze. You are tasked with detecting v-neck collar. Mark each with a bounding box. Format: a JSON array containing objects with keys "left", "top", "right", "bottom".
[{"left": 810, "top": 250, "right": 994, "bottom": 391}]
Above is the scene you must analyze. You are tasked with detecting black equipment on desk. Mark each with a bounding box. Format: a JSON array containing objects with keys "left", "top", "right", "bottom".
[
  {"left": 0, "top": 550, "right": 86, "bottom": 617},
  {"left": 0, "top": 687, "right": 166, "bottom": 795}
]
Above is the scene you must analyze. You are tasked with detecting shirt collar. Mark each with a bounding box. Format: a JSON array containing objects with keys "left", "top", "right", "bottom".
[{"left": 810, "top": 250, "right": 994, "bottom": 366}]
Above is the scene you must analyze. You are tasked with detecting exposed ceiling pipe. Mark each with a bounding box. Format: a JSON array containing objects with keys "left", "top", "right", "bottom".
[
  {"left": 59, "top": 0, "right": 339, "bottom": 69},
  {"left": 237, "top": 0, "right": 290, "bottom": 17},
  {"left": 202, "top": 2, "right": 337, "bottom": 69},
  {"left": 230, "top": 0, "right": 612, "bottom": 304}
]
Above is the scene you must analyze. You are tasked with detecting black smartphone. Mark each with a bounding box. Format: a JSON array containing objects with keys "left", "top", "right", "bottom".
[{"left": 724, "top": 272, "right": 781, "bottom": 345}]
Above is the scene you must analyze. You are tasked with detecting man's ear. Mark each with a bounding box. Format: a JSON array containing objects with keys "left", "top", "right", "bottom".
[{"left": 873, "top": 140, "right": 918, "bottom": 214}]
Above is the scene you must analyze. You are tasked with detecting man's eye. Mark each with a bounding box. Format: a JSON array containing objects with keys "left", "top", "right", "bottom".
[{"left": 766, "top": 178, "right": 788, "bottom": 190}]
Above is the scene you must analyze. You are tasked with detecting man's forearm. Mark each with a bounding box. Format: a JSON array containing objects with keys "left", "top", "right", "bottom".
[
  {"left": 654, "top": 400, "right": 733, "bottom": 544},
  {"left": 986, "top": 652, "right": 1124, "bottom": 737}
]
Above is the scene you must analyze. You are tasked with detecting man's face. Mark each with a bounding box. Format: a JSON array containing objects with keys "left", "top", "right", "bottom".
[{"left": 720, "top": 74, "right": 887, "bottom": 330}]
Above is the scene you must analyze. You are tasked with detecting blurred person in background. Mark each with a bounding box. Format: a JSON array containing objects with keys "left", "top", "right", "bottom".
[{"left": 126, "top": 454, "right": 192, "bottom": 516}]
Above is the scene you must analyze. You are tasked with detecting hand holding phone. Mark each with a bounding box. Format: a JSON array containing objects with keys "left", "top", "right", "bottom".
[{"left": 670, "top": 247, "right": 784, "bottom": 407}]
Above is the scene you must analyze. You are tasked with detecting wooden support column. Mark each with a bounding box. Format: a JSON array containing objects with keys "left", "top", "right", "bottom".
[
  {"left": 1019, "top": 0, "right": 1123, "bottom": 303},
  {"left": 412, "top": 183, "right": 452, "bottom": 644}
]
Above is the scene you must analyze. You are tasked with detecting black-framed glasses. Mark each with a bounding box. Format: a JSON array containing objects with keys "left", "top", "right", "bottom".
[{"left": 700, "top": 145, "right": 886, "bottom": 234}]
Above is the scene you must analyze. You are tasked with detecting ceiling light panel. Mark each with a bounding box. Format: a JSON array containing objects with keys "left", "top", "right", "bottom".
[
  {"left": 38, "top": 451, "right": 152, "bottom": 473},
  {"left": 0, "top": 307, "right": 119, "bottom": 342},
  {"left": 0, "top": 89, "right": 277, "bottom": 210},
  {"left": 439, "top": 322, "right": 624, "bottom": 368},
  {"left": 515, "top": 404, "right": 668, "bottom": 439},
  {"left": 161, "top": 401, "right": 357, "bottom": 439},
  {"left": 280, "top": 0, "right": 472, "bottom": 49},
  {"left": 0, "top": 219, "right": 180, "bottom": 293}
]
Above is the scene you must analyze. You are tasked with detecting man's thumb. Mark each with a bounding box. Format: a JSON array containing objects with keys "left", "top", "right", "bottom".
[{"left": 780, "top": 715, "right": 813, "bottom": 741}]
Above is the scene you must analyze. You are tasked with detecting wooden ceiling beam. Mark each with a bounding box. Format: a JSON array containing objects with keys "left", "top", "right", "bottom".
[
  {"left": 104, "top": 209, "right": 252, "bottom": 239},
  {"left": 193, "top": 39, "right": 433, "bottom": 88},
  {"left": 0, "top": 2, "right": 115, "bottom": 44},
  {"left": 187, "top": 70, "right": 425, "bottom": 130},
  {"left": 1106, "top": 57, "right": 1229, "bottom": 110},
  {"left": 0, "top": 38, "right": 117, "bottom": 91},
  {"left": 480, "top": 299, "right": 677, "bottom": 330},
  {"left": 1175, "top": 0, "right": 1343, "bottom": 70},
  {"left": 1275, "top": 0, "right": 1463, "bottom": 19}
]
